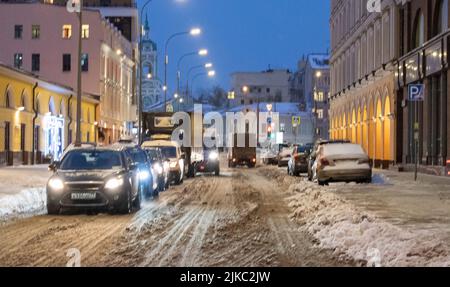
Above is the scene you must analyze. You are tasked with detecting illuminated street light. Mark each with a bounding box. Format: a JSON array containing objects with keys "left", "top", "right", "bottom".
[
  {"left": 316, "top": 71, "right": 322, "bottom": 78},
  {"left": 242, "top": 85, "right": 249, "bottom": 93},
  {"left": 190, "top": 28, "right": 202, "bottom": 36},
  {"left": 208, "top": 70, "right": 216, "bottom": 77},
  {"left": 177, "top": 49, "right": 209, "bottom": 95},
  {"left": 116, "top": 49, "right": 122, "bottom": 56},
  {"left": 198, "top": 49, "right": 208, "bottom": 56},
  {"left": 205, "top": 63, "right": 213, "bottom": 69},
  {"left": 147, "top": 73, "right": 152, "bottom": 79}
]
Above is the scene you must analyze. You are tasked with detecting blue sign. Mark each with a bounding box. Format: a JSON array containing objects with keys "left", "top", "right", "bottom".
[{"left": 408, "top": 84, "right": 425, "bottom": 101}]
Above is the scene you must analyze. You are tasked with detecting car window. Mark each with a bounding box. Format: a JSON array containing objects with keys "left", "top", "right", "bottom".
[
  {"left": 160, "top": 147, "right": 177, "bottom": 158},
  {"left": 127, "top": 149, "right": 148, "bottom": 164},
  {"left": 60, "top": 150, "right": 123, "bottom": 170}
]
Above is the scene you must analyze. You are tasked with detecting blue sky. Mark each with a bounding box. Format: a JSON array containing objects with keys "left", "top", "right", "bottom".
[{"left": 140, "top": 0, "right": 330, "bottom": 94}]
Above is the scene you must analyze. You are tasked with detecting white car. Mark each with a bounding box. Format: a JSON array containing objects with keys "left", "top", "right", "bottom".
[
  {"left": 315, "top": 143, "right": 372, "bottom": 186},
  {"left": 142, "top": 140, "right": 185, "bottom": 185}
]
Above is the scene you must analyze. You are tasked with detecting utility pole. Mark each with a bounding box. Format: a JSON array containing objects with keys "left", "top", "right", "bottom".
[{"left": 75, "top": 0, "right": 83, "bottom": 147}]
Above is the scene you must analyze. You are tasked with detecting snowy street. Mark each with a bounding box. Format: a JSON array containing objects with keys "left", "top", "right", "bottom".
[{"left": 0, "top": 164, "right": 449, "bottom": 267}]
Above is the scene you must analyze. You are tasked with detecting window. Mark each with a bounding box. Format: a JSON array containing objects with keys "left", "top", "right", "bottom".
[
  {"left": 82, "top": 25, "right": 89, "bottom": 39},
  {"left": 62, "top": 25, "right": 72, "bottom": 39},
  {"left": 32, "top": 54, "right": 40, "bottom": 72},
  {"left": 14, "top": 25, "right": 23, "bottom": 39},
  {"left": 14, "top": 53, "right": 23, "bottom": 69},
  {"left": 32, "top": 25, "right": 40, "bottom": 39},
  {"left": 317, "top": 109, "right": 324, "bottom": 119},
  {"left": 63, "top": 54, "right": 71, "bottom": 71},
  {"left": 413, "top": 10, "right": 424, "bottom": 49},
  {"left": 81, "top": 54, "right": 89, "bottom": 72},
  {"left": 266, "top": 88, "right": 270, "bottom": 93},
  {"left": 314, "top": 91, "right": 324, "bottom": 102}
]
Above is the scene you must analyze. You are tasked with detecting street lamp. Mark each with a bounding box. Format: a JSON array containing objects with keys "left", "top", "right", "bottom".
[
  {"left": 185, "top": 62, "right": 213, "bottom": 99},
  {"left": 176, "top": 49, "right": 208, "bottom": 95},
  {"left": 313, "top": 70, "right": 322, "bottom": 140},
  {"left": 164, "top": 27, "right": 202, "bottom": 111},
  {"left": 138, "top": 0, "right": 153, "bottom": 145},
  {"left": 189, "top": 70, "right": 216, "bottom": 103}
]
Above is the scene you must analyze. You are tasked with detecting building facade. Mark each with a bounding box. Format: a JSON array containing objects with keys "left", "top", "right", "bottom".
[
  {"left": 230, "top": 69, "right": 292, "bottom": 107},
  {"left": 141, "top": 15, "right": 162, "bottom": 112},
  {"left": 329, "top": 0, "right": 399, "bottom": 168},
  {"left": 0, "top": 2, "right": 137, "bottom": 144},
  {"left": 396, "top": 0, "right": 449, "bottom": 175},
  {"left": 0, "top": 64, "right": 98, "bottom": 166}
]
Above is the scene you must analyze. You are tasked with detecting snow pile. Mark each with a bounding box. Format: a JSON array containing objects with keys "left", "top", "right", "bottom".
[
  {"left": 0, "top": 188, "right": 47, "bottom": 220},
  {"left": 287, "top": 181, "right": 450, "bottom": 267},
  {"left": 371, "top": 173, "right": 391, "bottom": 185}
]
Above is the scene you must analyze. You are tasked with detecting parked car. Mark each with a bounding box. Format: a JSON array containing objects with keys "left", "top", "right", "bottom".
[
  {"left": 307, "top": 139, "right": 350, "bottom": 181},
  {"left": 46, "top": 146, "right": 143, "bottom": 215},
  {"left": 287, "top": 144, "right": 311, "bottom": 176},
  {"left": 122, "top": 145, "right": 159, "bottom": 198},
  {"left": 195, "top": 147, "right": 220, "bottom": 176},
  {"left": 142, "top": 140, "right": 185, "bottom": 185},
  {"left": 277, "top": 144, "right": 293, "bottom": 167},
  {"left": 314, "top": 143, "right": 372, "bottom": 186},
  {"left": 144, "top": 147, "right": 170, "bottom": 192}
]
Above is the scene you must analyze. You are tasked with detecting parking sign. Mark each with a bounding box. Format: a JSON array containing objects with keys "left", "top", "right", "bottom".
[{"left": 408, "top": 84, "right": 425, "bottom": 101}]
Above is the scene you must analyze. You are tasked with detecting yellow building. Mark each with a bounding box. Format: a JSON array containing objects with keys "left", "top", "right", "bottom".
[{"left": 0, "top": 64, "right": 99, "bottom": 166}]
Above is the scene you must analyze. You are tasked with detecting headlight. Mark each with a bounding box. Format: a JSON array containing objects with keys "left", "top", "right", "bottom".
[
  {"left": 153, "top": 163, "right": 163, "bottom": 175},
  {"left": 105, "top": 178, "right": 124, "bottom": 190},
  {"left": 139, "top": 170, "right": 150, "bottom": 181},
  {"left": 48, "top": 178, "right": 64, "bottom": 191},
  {"left": 170, "top": 161, "right": 178, "bottom": 168},
  {"left": 208, "top": 152, "right": 219, "bottom": 160}
]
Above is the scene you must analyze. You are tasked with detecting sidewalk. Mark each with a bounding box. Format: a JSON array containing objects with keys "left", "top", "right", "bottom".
[
  {"left": 0, "top": 165, "right": 51, "bottom": 219},
  {"left": 333, "top": 169, "right": 450, "bottom": 244}
]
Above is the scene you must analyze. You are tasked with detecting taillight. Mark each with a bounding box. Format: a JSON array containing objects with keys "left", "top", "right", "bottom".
[
  {"left": 320, "top": 158, "right": 330, "bottom": 166},
  {"left": 252, "top": 158, "right": 256, "bottom": 163}
]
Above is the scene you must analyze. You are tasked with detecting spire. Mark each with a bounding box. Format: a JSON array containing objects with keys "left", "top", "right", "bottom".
[{"left": 144, "top": 13, "right": 150, "bottom": 39}]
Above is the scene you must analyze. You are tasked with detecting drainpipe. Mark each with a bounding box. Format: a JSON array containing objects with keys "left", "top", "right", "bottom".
[
  {"left": 32, "top": 82, "right": 38, "bottom": 165},
  {"left": 68, "top": 95, "right": 73, "bottom": 144}
]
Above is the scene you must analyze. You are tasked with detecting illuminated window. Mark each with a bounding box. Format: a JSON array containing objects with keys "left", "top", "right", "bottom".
[
  {"left": 317, "top": 109, "right": 324, "bottom": 119},
  {"left": 81, "top": 54, "right": 89, "bottom": 72},
  {"left": 314, "top": 91, "right": 324, "bottom": 102},
  {"left": 32, "top": 25, "right": 40, "bottom": 39},
  {"left": 82, "top": 25, "right": 89, "bottom": 39},
  {"left": 14, "top": 53, "right": 23, "bottom": 69},
  {"left": 62, "top": 25, "right": 72, "bottom": 39}
]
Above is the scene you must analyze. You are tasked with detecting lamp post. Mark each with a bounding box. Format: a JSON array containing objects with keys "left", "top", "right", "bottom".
[
  {"left": 138, "top": 0, "right": 153, "bottom": 145},
  {"left": 74, "top": 0, "right": 84, "bottom": 147},
  {"left": 188, "top": 70, "right": 215, "bottom": 104},
  {"left": 313, "top": 71, "right": 322, "bottom": 141},
  {"left": 185, "top": 62, "right": 213, "bottom": 99},
  {"left": 164, "top": 28, "right": 201, "bottom": 111},
  {"left": 176, "top": 49, "right": 208, "bottom": 97}
]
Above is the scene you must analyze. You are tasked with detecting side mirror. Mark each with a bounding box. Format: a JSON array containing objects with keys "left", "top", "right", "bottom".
[{"left": 48, "top": 162, "right": 59, "bottom": 172}]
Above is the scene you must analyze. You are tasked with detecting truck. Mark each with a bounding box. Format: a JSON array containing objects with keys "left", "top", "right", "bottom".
[
  {"left": 227, "top": 133, "right": 257, "bottom": 168},
  {"left": 142, "top": 112, "right": 220, "bottom": 178}
]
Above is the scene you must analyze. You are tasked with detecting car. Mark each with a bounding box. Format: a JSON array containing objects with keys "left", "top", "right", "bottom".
[
  {"left": 142, "top": 140, "right": 185, "bottom": 185},
  {"left": 277, "top": 144, "right": 293, "bottom": 167},
  {"left": 261, "top": 146, "right": 278, "bottom": 165},
  {"left": 287, "top": 144, "right": 311, "bottom": 176},
  {"left": 195, "top": 148, "right": 220, "bottom": 176},
  {"left": 307, "top": 139, "right": 350, "bottom": 181},
  {"left": 314, "top": 143, "right": 372, "bottom": 186},
  {"left": 122, "top": 145, "right": 159, "bottom": 199},
  {"left": 46, "top": 146, "right": 144, "bottom": 215},
  {"left": 143, "top": 147, "right": 170, "bottom": 192}
]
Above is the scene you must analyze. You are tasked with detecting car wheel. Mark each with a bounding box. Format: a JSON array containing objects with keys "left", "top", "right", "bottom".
[
  {"left": 118, "top": 191, "right": 132, "bottom": 214},
  {"left": 133, "top": 186, "right": 142, "bottom": 210},
  {"left": 318, "top": 180, "right": 328, "bottom": 186},
  {"left": 47, "top": 201, "right": 60, "bottom": 215}
]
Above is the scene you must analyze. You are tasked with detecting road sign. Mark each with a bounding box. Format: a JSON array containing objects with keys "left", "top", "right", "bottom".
[
  {"left": 292, "top": 116, "right": 301, "bottom": 126},
  {"left": 408, "top": 84, "right": 425, "bottom": 101}
]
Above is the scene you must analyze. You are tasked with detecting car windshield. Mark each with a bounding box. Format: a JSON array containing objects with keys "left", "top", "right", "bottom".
[
  {"left": 60, "top": 150, "right": 123, "bottom": 170},
  {"left": 127, "top": 149, "right": 148, "bottom": 164},
  {"left": 160, "top": 147, "right": 177, "bottom": 158},
  {"left": 296, "top": 146, "right": 308, "bottom": 153},
  {"left": 145, "top": 149, "right": 160, "bottom": 160}
]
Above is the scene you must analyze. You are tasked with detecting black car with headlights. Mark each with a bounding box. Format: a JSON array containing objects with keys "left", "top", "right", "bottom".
[
  {"left": 46, "top": 146, "right": 142, "bottom": 215},
  {"left": 195, "top": 148, "right": 220, "bottom": 176},
  {"left": 143, "top": 147, "right": 170, "bottom": 192}
]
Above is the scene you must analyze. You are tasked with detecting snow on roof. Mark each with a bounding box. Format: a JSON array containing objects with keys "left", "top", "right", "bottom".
[
  {"left": 224, "top": 102, "right": 310, "bottom": 115},
  {"left": 308, "top": 54, "right": 330, "bottom": 69}
]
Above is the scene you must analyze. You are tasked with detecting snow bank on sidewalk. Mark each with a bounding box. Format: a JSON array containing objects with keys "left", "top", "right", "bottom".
[
  {"left": 287, "top": 182, "right": 450, "bottom": 267},
  {"left": 0, "top": 188, "right": 47, "bottom": 220}
]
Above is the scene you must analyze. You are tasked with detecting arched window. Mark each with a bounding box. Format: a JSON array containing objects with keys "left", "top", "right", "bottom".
[
  {"left": 5, "top": 89, "right": 13, "bottom": 108},
  {"left": 35, "top": 96, "right": 41, "bottom": 114},
  {"left": 20, "top": 91, "right": 28, "bottom": 111},
  {"left": 435, "top": 0, "right": 449, "bottom": 35},
  {"left": 59, "top": 99, "right": 65, "bottom": 117},
  {"left": 413, "top": 10, "right": 425, "bottom": 49}
]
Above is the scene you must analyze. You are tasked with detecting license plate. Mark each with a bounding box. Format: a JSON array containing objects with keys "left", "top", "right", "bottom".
[{"left": 71, "top": 193, "right": 96, "bottom": 200}]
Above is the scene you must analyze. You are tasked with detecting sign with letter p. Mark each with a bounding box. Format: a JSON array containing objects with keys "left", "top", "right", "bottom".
[{"left": 408, "top": 84, "right": 425, "bottom": 102}]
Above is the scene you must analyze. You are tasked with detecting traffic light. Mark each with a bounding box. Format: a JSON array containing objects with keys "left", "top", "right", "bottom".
[{"left": 267, "top": 125, "right": 272, "bottom": 139}]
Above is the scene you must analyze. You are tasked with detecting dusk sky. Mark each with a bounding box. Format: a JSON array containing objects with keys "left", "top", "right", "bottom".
[{"left": 141, "top": 0, "right": 330, "bottom": 94}]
